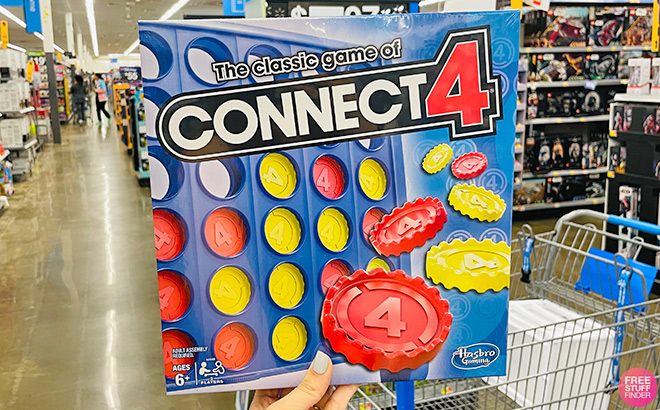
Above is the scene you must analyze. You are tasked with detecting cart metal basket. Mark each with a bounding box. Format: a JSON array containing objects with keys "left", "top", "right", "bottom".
[{"left": 349, "top": 210, "right": 660, "bottom": 410}]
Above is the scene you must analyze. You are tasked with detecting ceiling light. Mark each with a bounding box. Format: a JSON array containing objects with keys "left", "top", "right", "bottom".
[
  {"left": 160, "top": 0, "right": 191, "bottom": 21},
  {"left": 86, "top": 0, "right": 100, "bottom": 56},
  {"left": 0, "top": 6, "right": 27, "bottom": 29},
  {"left": 123, "top": 0, "right": 190, "bottom": 55},
  {"left": 123, "top": 39, "right": 139, "bottom": 56},
  {"left": 53, "top": 44, "right": 64, "bottom": 53},
  {"left": 34, "top": 32, "right": 44, "bottom": 40},
  {"left": 7, "top": 43, "right": 26, "bottom": 53}
]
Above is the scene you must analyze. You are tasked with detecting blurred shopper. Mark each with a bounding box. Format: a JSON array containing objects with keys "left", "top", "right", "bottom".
[
  {"left": 94, "top": 73, "right": 111, "bottom": 125},
  {"left": 70, "top": 75, "right": 87, "bottom": 126}
]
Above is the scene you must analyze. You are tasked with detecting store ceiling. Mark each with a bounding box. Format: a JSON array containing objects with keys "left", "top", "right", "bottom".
[{"left": 3, "top": 0, "right": 224, "bottom": 56}]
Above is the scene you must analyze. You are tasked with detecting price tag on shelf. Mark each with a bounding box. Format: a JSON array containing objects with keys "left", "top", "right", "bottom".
[{"left": 0, "top": 20, "right": 8, "bottom": 49}]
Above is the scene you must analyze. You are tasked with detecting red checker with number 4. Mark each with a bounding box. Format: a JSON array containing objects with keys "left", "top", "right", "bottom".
[
  {"left": 321, "top": 260, "right": 352, "bottom": 294},
  {"left": 204, "top": 208, "right": 247, "bottom": 257},
  {"left": 322, "top": 268, "right": 452, "bottom": 372},
  {"left": 158, "top": 271, "right": 191, "bottom": 321},
  {"left": 313, "top": 156, "right": 345, "bottom": 199},
  {"left": 214, "top": 323, "right": 255, "bottom": 370},
  {"left": 153, "top": 209, "right": 186, "bottom": 261},
  {"left": 162, "top": 330, "right": 195, "bottom": 379},
  {"left": 370, "top": 197, "right": 447, "bottom": 257},
  {"left": 451, "top": 152, "right": 488, "bottom": 179}
]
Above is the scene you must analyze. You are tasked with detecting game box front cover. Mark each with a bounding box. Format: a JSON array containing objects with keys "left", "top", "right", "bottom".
[{"left": 139, "top": 11, "right": 520, "bottom": 394}]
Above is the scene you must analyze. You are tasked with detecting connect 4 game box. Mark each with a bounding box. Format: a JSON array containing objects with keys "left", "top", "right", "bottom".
[{"left": 139, "top": 11, "right": 520, "bottom": 393}]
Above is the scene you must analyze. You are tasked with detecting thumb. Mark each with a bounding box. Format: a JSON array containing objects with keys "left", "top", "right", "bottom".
[{"left": 270, "top": 351, "right": 333, "bottom": 410}]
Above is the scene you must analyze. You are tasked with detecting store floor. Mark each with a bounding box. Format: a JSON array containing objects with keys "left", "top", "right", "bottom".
[
  {"left": 0, "top": 123, "right": 234, "bottom": 409},
  {"left": 0, "top": 123, "right": 560, "bottom": 409}
]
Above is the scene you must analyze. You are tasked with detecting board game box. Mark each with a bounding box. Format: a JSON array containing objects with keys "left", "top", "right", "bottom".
[{"left": 139, "top": 11, "right": 519, "bottom": 394}]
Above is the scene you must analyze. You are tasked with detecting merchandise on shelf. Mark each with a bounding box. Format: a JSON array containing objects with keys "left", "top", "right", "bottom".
[
  {"left": 585, "top": 53, "right": 618, "bottom": 80},
  {"left": 140, "top": 12, "right": 518, "bottom": 394},
  {"left": 524, "top": 7, "right": 589, "bottom": 48},
  {"left": 611, "top": 103, "right": 660, "bottom": 135},
  {"left": 0, "top": 117, "right": 32, "bottom": 148},
  {"left": 0, "top": 159, "right": 13, "bottom": 196},
  {"left": 627, "top": 58, "right": 651, "bottom": 94},
  {"left": 609, "top": 141, "right": 626, "bottom": 173},
  {"left": 0, "top": 49, "right": 27, "bottom": 81},
  {"left": 651, "top": 58, "right": 660, "bottom": 95},
  {"left": 588, "top": 7, "right": 625, "bottom": 47},
  {"left": 529, "top": 52, "right": 584, "bottom": 82},
  {"left": 623, "top": 7, "right": 653, "bottom": 47},
  {"left": 514, "top": 178, "right": 546, "bottom": 205}
]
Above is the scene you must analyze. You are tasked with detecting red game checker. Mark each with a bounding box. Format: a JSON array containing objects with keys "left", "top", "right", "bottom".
[
  {"left": 214, "top": 323, "right": 255, "bottom": 370},
  {"left": 451, "top": 152, "right": 487, "bottom": 179},
  {"left": 320, "top": 260, "right": 352, "bottom": 294},
  {"left": 313, "top": 156, "right": 345, "bottom": 199},
  {"left": 162, "top": 330, "right": 195, "bottom": 379},
  {"left": 204, "top": 208, "right": 247, "bottom": 257},
  {"left": 362, "top": 208, "right": 385, "bottom": 242},
  {"left": 153, "top": 209, "right": 185, "bottom": 261},
  {"left": 322, "top": 268, "right": 452, "bottom": 372},
  {"left": 370, "top": 197, "right": 447, "bottom": 257},
  {"left": 158, "top": 271, "right": 191, "bottom": 321}
]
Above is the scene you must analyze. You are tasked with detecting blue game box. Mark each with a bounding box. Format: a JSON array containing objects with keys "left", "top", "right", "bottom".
[{"left": 139, "top": 11, "right": 520, "bottom": 394}]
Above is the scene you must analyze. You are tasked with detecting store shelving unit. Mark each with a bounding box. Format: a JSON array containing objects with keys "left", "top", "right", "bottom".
[
  {"left": 55, "top": 64, "right": 71, "bottom": 123},
  {"left": 528, "top": 79, "right": 627, "bottom": 89},
  {"left": 514, "top": 197, "right": 605, "bottom": 212},
  {"left": 523, "top": 166, "right": 608, "bottom": 179},
  {"left": 131, "top": 89, "right": 149, "bottom": 185},
  {"left": 527, "top": 114, "right": 610, "bottom": 125},
  {"left": 515, "top": 57, "right": 528, "bottom": 188},
  {"left": 520, "top": 45, "right": 652, "bottom": 54}
]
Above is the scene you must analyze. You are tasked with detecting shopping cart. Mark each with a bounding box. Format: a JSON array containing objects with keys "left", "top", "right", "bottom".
[{"left": 348, "top": 210, "right": 660, "bottom": 410}]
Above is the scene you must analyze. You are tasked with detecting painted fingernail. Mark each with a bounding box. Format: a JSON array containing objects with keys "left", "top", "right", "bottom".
[{"left": 312, "top": 351, "right": 330, "bottom": 374}]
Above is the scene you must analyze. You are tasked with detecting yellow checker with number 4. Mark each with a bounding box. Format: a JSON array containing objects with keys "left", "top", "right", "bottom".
[
  {"left": 426, "top": 238, "right": 510, "bottom": 293},
  {"left": 260, "top": 153, "right": 297, "bottom": 199},
  {"left": 448, "top": 183, "right": 505, "bottom": 222},
  {"left": 422, "top": 143, "right": 453, "bottom": 174}
]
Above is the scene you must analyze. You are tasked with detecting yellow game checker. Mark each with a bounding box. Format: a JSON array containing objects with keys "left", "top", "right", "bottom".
[
  {"left": 422, "top": 144, "right": 453, "bottom": 174},
  {"left": 448, "top": 184, "right": 505, "bottom": 222},
  {"left": 426, "top": 238, "right": 510, "bottom": 293}
]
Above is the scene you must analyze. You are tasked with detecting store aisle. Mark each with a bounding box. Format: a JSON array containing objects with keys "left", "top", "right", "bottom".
[{"left": 0, "top": 125, "right": 234, "bottom": 409}]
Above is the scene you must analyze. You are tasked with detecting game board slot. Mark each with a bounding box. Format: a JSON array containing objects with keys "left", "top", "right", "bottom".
[
  {"left": 161, "top": 329, "right": 196, "bottom": 379},
  {"left": 149, "top": 145, "right": 185, "bottom": 202},
  {"left": 357, "top": 157, "right": 390, "bottom": 201},
  {"left": 143, "top": 87, "right": 172, "bottom": 140},
  {"left": 319, "top": 259, "right": 353, "bottom": 295},
  {"left": 197, "top": 157, "right": 245, "bottom": 200},
  {"left": 141, "top": 31, "right": 174, "bottom": 81},
  {"left": 208, "top": 266, "right": 253, "bottom": 315},
  {"left": 271, "top": 316, "right": 309, "bottom": 362},
  {"left": 263, "top": 207, "right": 304, "bottom": 255},
  {"left": 185, "top": 37, "right": 235, "bottom": 86},
  {"left": 203, "top": 207, "right": 249, "bottom": 258},
  {"left": 213, "top": 322, "right": 257, "bottom": 371},
  {"left": 258, "top": 152, "right": 299, "bottom": 200},
  {"left": 268, "top": 262, "right": 307, "bottom": 309},
  {"left": 366, "top": 256, "right": 393, "bottom": 273},
  {"left": 244, "top": 44, "right": 289, "bottom": 84},
  {"left": 316, "top": 207, "right": 352, "bottom": 253},
  {"left": 152, "top": 208, "right": 187, "bottom": 262},
  {"left": 356, "top": 137, "right": 385, "bottom": 152},
  {"left": 158, "top": 270, "right": 193, "bottom": 322},
  {"left": 361, "top": 207, "right": 386, "bottom": 247},
  {"left": 312, "top": 154, "right": 347, "bottom": 200}
]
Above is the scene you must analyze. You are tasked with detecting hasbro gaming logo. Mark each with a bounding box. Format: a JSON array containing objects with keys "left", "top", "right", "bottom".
[{"left": 451, "top": 343, "right": 500, "bottom": 370}]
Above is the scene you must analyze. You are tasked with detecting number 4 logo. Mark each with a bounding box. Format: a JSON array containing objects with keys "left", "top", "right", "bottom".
[{"left": 425, "top": 27, "right": 502, "bottom": 138}]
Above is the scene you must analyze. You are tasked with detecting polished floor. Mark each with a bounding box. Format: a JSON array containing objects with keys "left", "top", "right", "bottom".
[{"left": 0, "top": 123, "right": 234, "bottom": 409}]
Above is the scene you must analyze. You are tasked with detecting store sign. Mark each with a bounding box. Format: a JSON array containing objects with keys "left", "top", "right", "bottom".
[
  {"left": 289, "top": 2, "right": 409, "bottom": 17},
  {"left": 23, "top": 0, "right": 41, "bottom": 33},
  {"left": 120, "top": 66, "right": 142, "bottom": 82},
  {"left": 156, "top": 27, "right": 502, "bottom": 162},
  {"left": 0, "top": 0, "right": 22, "bottom": 6},
  {"left": 223, "top": 0, "right": 245, "bottom": 16}
]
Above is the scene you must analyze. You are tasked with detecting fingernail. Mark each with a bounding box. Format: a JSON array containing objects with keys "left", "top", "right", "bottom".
[{"left": 312, "top": 351, "right": 330, "bottom": 374}]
